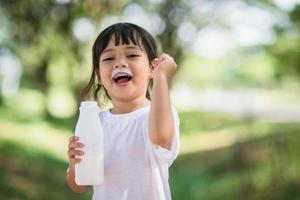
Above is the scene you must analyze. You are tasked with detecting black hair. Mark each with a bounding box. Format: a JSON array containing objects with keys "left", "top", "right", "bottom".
[{"left": 81, "top": 22, "right": 158, "bottom": 106}]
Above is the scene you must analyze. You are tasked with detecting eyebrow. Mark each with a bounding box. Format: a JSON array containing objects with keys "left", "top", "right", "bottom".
[{"left": 102, "top": 46, "right": 140, "bottom": 53}]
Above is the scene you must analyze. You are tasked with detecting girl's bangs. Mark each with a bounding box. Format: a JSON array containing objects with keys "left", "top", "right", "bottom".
[{"left": 109, "top": 28, "right": 144, "bottom": 50}]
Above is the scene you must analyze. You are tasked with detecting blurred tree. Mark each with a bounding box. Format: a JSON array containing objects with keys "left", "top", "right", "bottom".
[
  {"left": 146, "top": 0, "right": 300, "bottom": 85},
  {"left": 1, "top": 0, "right": 207, "bottom": 118},
  {"left": 260, "top": 2, "right": 300, "bottom": 81},
  {"left": 0, "top": 0, "right": 122, "bottom": 117},
  {"left": 2, "top": 0, "right": 300, "bottom": 119},
  {"left": 268, "top": 19, "right": 300, "bottom": 80},
  {"left": 130, "top": 0, "right": 215, "bottom": 70}
]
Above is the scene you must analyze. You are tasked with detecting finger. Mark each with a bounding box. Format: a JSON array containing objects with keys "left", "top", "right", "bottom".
[
  {"left": 158, "top": 55, "right": 165, "bottom": 63},
  {"left": 159, "top": 54, "right": 176, "bottom": 66},
  {"left": 157, "top": 55, "right": 170, "bottom": 66},
  {"left": 68, "top": 149, "right": 85, "bottom": 158},
  {"left": 69, "top": 136, "right": 75, "bottom": 142},
  {"left": 69, "top": 157, "right": 82, "bottom": 165},
  {"left": 159, "top": 53, "right": 169, "bottom": 61},
  {"left": 68, "top": 142, "right": 85, "bottom": 149},
  {"left": 69, "top": 136, "right": 79, "bottom": 142},
  {"left": 156, "top": 59, "right": 167, "bottom": 68}
]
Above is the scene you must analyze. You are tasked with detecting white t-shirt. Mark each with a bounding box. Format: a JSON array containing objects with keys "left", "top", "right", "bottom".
[{"left": 92, "top": 105, "right": 180, "bottom": 200}]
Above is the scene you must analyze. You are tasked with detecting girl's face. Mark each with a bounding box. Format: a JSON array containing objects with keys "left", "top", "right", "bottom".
[{"left": 97, "top": 38, "right": 153, "bottom": 102}]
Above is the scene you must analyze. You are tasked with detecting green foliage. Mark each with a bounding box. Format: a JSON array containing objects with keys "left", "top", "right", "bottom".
[
  {"left": 170, "top": 130, "right": 300, "bottom": 200},
  {"left": 0, "top": 111, "right": 300, "bottom": 200},
  {"left": 179, "top": 111, "right": 244, "bottom": 135},
  {"left": 0, "top": 141, "right": 92, "bottom": 200},
  {"left": 263, "top": 4, "right": 300, "bottom": 80},
  {"left": 1, "top": 116, "right": 300, "bottom": 200},
  {"left": 0, "top": 0, "right": 123, "bottom": 118},
  {"left": 1, "top": 0, "right": 300, "bottom": 199}
]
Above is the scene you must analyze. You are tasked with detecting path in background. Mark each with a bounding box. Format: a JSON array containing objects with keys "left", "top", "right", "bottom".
[
  {"left": 172, "top": 86, "right": 300, "bottom": 122},
  {"left": 172, "top": 86, "right": 300, "bottom": 153}
]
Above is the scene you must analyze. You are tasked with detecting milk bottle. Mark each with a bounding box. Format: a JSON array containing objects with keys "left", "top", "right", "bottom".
[{"left": 74, "top": 101, "right": 104, "bottom": 185}]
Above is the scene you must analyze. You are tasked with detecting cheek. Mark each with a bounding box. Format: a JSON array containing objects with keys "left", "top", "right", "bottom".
[
  {"left": 142, "top": 67, "right": 152, "bottom": 79},
  {"left": 133, "top": 67, "right": 152, "bottom": 83},
  {"left": 99, "top": 67, "right": 111, "bottom": 84}
]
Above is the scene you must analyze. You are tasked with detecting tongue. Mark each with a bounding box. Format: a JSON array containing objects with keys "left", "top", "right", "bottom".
[{"left": 117, "top": 77, "right": 130, "bottom": 84}]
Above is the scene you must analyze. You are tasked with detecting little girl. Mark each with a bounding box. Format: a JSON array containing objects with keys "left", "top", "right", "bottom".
[{"left": 66, "top": 22, "right": 180, "bottom": 200}]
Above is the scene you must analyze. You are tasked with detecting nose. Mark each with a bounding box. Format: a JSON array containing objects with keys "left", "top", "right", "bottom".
[{"left": 113, "top": 56, "right": 128, "bottom": 69}]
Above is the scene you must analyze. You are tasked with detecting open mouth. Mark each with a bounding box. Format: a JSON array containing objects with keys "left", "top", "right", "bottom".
[{"left": 112, "top": 72, "right": 133, "bottom": 84}]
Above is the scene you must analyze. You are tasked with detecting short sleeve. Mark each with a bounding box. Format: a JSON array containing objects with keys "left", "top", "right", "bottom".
[{"left": 146, "top": 106, "right": 180, "bottom": 167}]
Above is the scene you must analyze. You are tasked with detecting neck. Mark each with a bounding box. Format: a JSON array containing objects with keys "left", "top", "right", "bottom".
[{"left": 110, "top": 96, "right": 151, "bottom": 114}]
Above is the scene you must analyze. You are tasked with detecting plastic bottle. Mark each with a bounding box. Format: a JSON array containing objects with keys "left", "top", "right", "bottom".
[{"left": 74, "top": 101, "right": 104, "bottom": 185}]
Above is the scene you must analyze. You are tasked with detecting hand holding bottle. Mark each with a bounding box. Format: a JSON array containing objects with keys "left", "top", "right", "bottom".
[
  {"left": 66, "top": 135, "right": 89, "bottom": 193},
  {"left": 67, "top": 136, "right": 85, "bottom": 168}
]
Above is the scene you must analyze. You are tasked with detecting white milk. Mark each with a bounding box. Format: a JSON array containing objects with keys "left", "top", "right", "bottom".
[{"left": 74, "top": 101, "right": 104, "bottom": 185}]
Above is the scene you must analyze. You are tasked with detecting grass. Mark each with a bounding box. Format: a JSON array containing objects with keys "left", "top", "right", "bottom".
[
  {"left": 170, "top": 131, "right": 300, "bottom": 200},
  {"left": 179, "top": 111, "right": 246, "bottom": 135},
  {"left": 0, "top": 141, "right": 93, "bottom": 200},
  {"left": 1, "top": 109, "right": 300, "bottom": 199}
]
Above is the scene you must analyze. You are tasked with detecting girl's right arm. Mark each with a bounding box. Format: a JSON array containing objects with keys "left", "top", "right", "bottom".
[{"left": 66, "top": 136, "right": 89, "bottom": 193}]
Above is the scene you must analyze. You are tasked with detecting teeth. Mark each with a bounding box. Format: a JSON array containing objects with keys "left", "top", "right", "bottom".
[
  {"left": 113, "top": 73, "right": 132, "bottom": 79},
  {"left": 111, "top": 68, "right": 133, "bottom": 80}
]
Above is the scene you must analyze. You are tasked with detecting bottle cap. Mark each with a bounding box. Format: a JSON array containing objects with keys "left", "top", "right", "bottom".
[{"left": 80, "top": 101, "right": 98, "bottom": 107}]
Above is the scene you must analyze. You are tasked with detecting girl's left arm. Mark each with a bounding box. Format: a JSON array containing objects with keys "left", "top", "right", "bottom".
[{"left": 149, "top": 53, "right": 177, "bottom": 150}]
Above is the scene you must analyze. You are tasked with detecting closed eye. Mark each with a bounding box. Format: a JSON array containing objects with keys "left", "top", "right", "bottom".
[
  {"left": 128, "top": 54, "right": 140, "bottom": 58},
  {"left": 102, "top": 57, "right": 114, "bottom": 61}
]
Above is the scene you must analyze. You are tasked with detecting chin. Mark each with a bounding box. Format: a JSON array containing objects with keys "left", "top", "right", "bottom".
[
  {"left": 112, "top": 93, "right": 135, "bottom": 101},
  {"left": 112, "top": 92, "right": 144, "bottom": 102}
]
